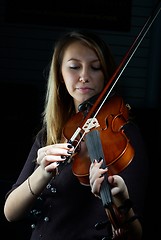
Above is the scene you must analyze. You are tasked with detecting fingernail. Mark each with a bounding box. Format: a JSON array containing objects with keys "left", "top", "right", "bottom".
[
  {"left": 67, "top": 150, "right": 73, "bottom": 154},
  {"left": 67, "top": 144, "right": 73, "bottom": 148}
]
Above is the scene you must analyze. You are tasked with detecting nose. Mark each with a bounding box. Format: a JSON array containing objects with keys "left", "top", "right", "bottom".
[
  {"left": 79, "top": 66, "right": 90, "bottom": 83},
  {"left": 79, "top": 76, "right": 89, "bottom": 83}
]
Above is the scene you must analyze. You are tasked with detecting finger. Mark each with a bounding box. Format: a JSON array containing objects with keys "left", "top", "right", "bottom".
[
  {"left": 91, "top": 176, "right": 104, "bottom": 195},
  {"left": 37, "top": 145, "right": 74, "bottom": 165},
  {"left": 45, "top": 161, "right": 59, "bottom": 173},
  {"left": 111, "top": 186, "right": 120, "bottom": 196}
]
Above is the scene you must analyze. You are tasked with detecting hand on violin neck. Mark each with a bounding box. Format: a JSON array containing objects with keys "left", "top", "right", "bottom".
[
  {"left": 89, "top": 159, "right": 108, "bottom": 197},
  {"left": 89, "top": 160, "right": 129, "bottom": 204}
]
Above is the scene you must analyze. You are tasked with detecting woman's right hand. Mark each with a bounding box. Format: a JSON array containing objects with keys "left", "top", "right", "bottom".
[
  {"left": 4, "top": 143, "right": 75, "bottom": 222},
  {"left": 36, "top": 143, "right": 74, "bottom": 175}
]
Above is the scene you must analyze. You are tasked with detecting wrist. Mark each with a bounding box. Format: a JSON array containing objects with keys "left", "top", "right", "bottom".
[{"left": 117, "top": 199, "right": 140, "bottom": 227}]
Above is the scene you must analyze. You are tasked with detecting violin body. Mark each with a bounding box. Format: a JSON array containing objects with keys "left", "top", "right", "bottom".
[{"left": 63, "top": 94, "right": 134, "bottom": 185}]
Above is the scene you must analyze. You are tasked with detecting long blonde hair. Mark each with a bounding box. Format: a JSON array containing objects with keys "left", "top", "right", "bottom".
[{"left": 43, "top": 31, "right": 116, "bottom": 145}]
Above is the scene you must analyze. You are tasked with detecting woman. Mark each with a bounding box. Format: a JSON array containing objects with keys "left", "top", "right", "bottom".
[{"left": 4, "top": 31, "right": 149, "bottom": 240}]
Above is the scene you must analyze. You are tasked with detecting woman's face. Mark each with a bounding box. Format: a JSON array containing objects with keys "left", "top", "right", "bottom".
[{"left": 61, "top": 41, "right": 105, "bottom": 111}]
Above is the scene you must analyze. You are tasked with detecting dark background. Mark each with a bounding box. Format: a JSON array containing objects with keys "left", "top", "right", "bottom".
[{"left": 0, "top": 0, "right": 161, "bottom": 239}]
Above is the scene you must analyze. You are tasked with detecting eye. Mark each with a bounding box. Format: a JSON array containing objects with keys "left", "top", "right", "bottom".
[
  {"left": 91, "top": 66, "right": 102, "bottom": 71},
  {"left": 69, "top": 65, "right": 80, "bottom": 69}
]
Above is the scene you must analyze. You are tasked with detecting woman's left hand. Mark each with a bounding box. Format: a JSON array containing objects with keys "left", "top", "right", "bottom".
[{"left": 89, "top": 159, "right": 129, "bottom": 201}]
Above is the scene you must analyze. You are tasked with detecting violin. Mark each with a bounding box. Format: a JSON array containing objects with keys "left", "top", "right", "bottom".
[{"left": 63, "top": 93, "right": 134, "bottom": 185}]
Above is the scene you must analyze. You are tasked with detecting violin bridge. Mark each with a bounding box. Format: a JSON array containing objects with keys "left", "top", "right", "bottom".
[{"left": 82, "top": 118, "right": 100, "bottom": 132}]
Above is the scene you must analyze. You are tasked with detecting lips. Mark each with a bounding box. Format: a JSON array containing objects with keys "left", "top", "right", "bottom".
[
  {"left": 78, "top": 87, "right": 92, "bottom": 90},
  {"left": 76, "top": 87, "right": 93, "bottom": 93},
  {"left": 76, "top": 86, "right": 93, "bottom": 90}
]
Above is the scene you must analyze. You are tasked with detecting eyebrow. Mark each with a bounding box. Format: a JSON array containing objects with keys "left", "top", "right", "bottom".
[{"left": 67, "top": 58, "right": 100, "bottom": 63}]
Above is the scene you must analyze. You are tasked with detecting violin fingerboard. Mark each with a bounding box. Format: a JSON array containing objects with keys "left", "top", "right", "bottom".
[{"left": 85, "top": 130, "right": 112, "bottom": 208}]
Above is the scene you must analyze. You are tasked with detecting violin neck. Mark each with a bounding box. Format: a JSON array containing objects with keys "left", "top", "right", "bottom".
[{"left": 85, "top": 129, "right": 112, "bottom": 208}]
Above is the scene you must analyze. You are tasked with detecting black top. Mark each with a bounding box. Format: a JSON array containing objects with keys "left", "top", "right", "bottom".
[{"left": 5, "top": 121, "right": 149, "bottom": 240}]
